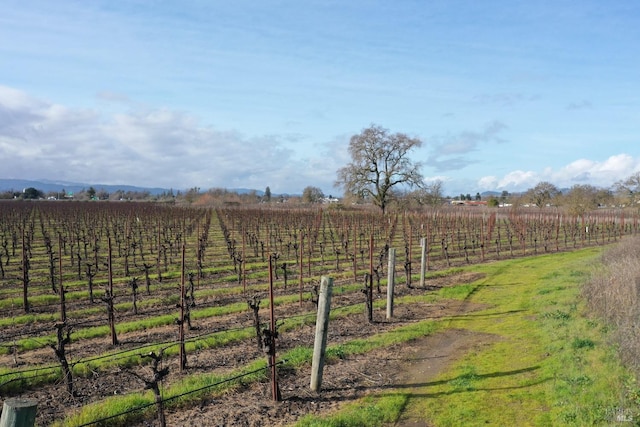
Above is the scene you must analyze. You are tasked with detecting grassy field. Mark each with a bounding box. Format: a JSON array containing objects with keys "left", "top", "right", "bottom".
[{"left": 296, "top": 245, "right": 640, "bottom": 426}]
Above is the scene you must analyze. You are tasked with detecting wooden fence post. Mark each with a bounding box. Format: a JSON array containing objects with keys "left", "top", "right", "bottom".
[
  {"left": 0, "top": 398, "right": 37, "bottom": 427},
  {"left": 387, "top": 248, "right": 396, "bottom": 319},
  {"left": 367, "top": 234, "right": 374, "bottom": 323},
  {"left": 310, "top": 276, "right": 334, "bottom": 392},
  {"left": 419, "top": 237, "right": 427, "bottom": 288}
]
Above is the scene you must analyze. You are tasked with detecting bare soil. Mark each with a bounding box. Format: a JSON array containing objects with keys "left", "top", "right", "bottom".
[
  {"left": 158, "top": 328, "right": 496, "bottom": 427},
  {"left": 155, "top": 273, "right": 493, "bottom": 427},
  {"left": 3, "top": 272, "right": 492, "bottom": 426}
]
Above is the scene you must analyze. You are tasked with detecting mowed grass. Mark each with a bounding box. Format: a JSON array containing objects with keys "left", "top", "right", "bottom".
[{"left": 297, "top": 245, "right": 640, "bottom": 426}]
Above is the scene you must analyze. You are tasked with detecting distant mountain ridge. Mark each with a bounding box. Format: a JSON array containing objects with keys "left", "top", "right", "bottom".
[
  {"left": 0, "top": 178, "right": 265, "bottom": 197},
  {"left": 0, "top": 178, "right": 170, "bottom": 196}
]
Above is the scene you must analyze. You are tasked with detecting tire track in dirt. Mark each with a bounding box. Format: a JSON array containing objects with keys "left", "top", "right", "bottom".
[
  {"left": 390, "top": 328, "right": 499, "bottom": 427},
  {"left": 390, "top": 272, "right": 496, "bottom": 426}
]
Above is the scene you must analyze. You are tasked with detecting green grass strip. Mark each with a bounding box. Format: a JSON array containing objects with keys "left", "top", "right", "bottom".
[
  {"left": 296, "top": 246, "right": 640, "bottom": 426},
  {"left": 391, "top": 247, "right": 639, "bottom": 426},
  {"left": 296, "top": 394, "right": 410, "bottom": 427}
]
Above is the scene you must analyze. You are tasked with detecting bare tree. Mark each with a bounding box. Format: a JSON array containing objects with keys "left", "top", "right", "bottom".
[
  {"left": 614, "top": 172, "right": 640, "bottom": 207},
  {"left": 301, "top": 186, "right": 324, "bottom": 204},
  {"left": 425, "top": 179, "right": 444, "bottom": 207},
  {"left": 562, "top": 184, "right": 611, "bottom": 216},
  {"left": 406, "top": 179, "right": 444, "bottom": 208},
  {"left": 336, "top": 124, "right": 424, "bottom": 213},
  {"left": 524, "top": 181, "right": 561, "bottom": 208}
]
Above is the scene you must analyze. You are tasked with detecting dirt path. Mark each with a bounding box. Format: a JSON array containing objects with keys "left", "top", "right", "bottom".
[{"left": 390, "top": 328, "right": 498, "bottom": 427}]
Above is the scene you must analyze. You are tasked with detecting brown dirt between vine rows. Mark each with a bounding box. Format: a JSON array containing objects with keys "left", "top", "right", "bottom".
[
  {"left": 161, "top": 327, "right": 495, "bottom": 427},
  {"left": 155, "top": 272, "right": 494, "bottom": 427},
  {"left": 5, "top": 272, "right": 494, "bottom": 426}
]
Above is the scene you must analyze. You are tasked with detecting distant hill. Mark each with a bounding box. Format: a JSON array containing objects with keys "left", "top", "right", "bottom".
[
  {"left": 0, "top": 178, "right": 269, "bottom": 197},
  {"left": 228, "top": 188, "right": 265, "bottom": 196},
  {"left": 0, "top": 178, "right": 172, "bottom": 196},
  {"left": 481, "top": 191, "right": 502, "bottom": 198}
]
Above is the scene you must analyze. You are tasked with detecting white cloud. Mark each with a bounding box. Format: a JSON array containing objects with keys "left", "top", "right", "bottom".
[
  {"left": 496, "top": 170, "right": 539, "bottom": 190},
  {"left": 0, "top": 85, "right": 340, "bottom": 194},
  {"left": 475, "top": 154, "right": 640, "bottom": 193},
  {"left": 548, "top": 154, "right": 640, "bottom": 187},
  {"left": 0, "top": 85, "right": 44, "bottom": 110},
  {"left": 477, "top": 175, "right": 499, "bottom": 189}
]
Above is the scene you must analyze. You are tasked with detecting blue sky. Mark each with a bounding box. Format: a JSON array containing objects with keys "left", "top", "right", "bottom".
[{"left": 1, "top": 1, "right": 639, "bottom": 196}]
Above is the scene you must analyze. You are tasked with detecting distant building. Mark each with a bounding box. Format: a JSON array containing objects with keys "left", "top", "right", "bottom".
[
  {"left": 322, "top": 197, "right": 340, "bottom": 204},
  {"left": 450, "top": 200, "right": 487, "bottom": 206}
]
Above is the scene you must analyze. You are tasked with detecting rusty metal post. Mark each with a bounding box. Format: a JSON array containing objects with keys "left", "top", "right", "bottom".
[
  {"left": 179, "top": 243, "right": 186, "bottom": 371},
  {"left": 299, "top": 230, "right": 304, "bottom": 306},
  {"left": 58, "top": 234, "right": 65, "bottom": 323},
  {"left": 107, "top": 237, "right": 118, "bottom": 346},
  {"left": 21, "top": 225, "right": 29, "bottom": 314},
  {"left": 268, "top": 255, "right": 280, "bottom": 401},
  {"left": 368, "top": 234, "right": 373, "bottom": 322},
  {"left": 242, "top": 226, "right": 247, "bottom": 293},
  {"left": 353, "top": 225, "right": 357, "bottom": 281}
]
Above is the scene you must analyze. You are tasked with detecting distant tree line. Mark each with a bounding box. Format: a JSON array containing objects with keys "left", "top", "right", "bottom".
[
  {"left": 0, "top": 186, "right": 176, "bottom": 202},
  {"left": 333, "top": 124, "right": 640, "bottom": 214}
]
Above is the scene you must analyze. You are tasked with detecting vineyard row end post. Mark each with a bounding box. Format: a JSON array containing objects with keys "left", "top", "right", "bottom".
[
  {"left": 387, "top": 248, "right": 396, "bottom": 319},
  {"left": 310, "top": 276, "right": 334, "bottom": 392},
  {"left": 0, "top": 398, "right": 37, "bottom": 427},
  {"left": 419, "top": 237, "right": 427, "bottom": 288}
]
